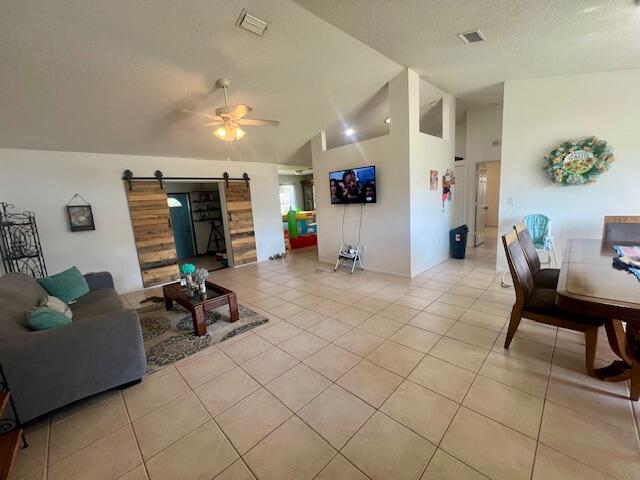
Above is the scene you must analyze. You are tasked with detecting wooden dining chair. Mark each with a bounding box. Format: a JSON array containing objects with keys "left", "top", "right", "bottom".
[
  {"left": 502, "top": 230, "right": 606, "bottom": 375},
  {"left": 514, "top": 223, "right": 560, "bottom": 289},
  {"left": 601, "top": 216, "right": 640, "bottom": 251}
]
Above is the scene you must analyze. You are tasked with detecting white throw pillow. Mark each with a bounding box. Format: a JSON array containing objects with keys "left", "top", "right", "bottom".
[{"left": 40, "top": 295, "right": 73, "bottom": 320}]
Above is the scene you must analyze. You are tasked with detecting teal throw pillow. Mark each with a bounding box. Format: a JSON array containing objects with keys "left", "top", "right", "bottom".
[
  {"left": 37, "top": 266, "right": 90, "bottom": 304},
  {"left": 29, "top": 306, "right": 73, "bottom": 331}
]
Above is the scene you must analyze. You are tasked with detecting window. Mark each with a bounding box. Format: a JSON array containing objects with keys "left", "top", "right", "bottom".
[
  {"left": 167, "top": 197, "right": 183, "bottom": 208},
  {"left": 279, "top": 185, "right": 297, "bottom": 214}
]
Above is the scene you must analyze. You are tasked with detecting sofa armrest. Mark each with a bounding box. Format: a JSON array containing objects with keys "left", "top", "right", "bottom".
[
  {"left": 84, "top": 271, "right": 114, "bottom": 291},
  {"left": 0, "top": 308, "right": 146, "bottom": 421}
]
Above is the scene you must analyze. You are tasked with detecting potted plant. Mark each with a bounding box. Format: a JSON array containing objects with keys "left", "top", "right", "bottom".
[
  {"left": 193, "top": 268, "right": 210, "bottom": 298},
  {"left": 180, "top": 263, "right": 196, "bottom": 293}
]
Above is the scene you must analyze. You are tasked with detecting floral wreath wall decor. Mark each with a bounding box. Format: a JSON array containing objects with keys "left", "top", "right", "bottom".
[{"left": 543, "top": 136, "right": 615, "bottom": 186}]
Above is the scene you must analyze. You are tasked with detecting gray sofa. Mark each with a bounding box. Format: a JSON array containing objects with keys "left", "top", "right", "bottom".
[{"left": 0, "top": 271, "right": 146, "bottom": 423}]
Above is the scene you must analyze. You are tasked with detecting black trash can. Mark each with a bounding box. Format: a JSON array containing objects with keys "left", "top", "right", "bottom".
[{"left": 450, "top": 225, "right": 469, "bottom": 259}]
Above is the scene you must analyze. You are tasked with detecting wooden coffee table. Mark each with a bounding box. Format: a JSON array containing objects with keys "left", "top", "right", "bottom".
[{"left": 162, "top": 280, "right": 239, "bottom": 336}]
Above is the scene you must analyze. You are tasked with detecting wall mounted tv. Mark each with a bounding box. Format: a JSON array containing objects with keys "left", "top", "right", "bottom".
[{"left": 329, "top": 166, "right": 377, "bottom": 205}]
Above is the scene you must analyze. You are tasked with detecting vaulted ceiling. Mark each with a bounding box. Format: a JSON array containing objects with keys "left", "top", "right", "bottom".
[
  {"left": 2, "top": 1, "right": 639, "bottom": 166},
  {"left": 295, "top": 0, "right": 640, "bottom": 100},
  {"left": 0, "top": 0, "right": 401, "bottom": 165}
]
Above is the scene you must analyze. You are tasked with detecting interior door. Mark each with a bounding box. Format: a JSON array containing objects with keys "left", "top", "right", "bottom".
[
  {"left": 124, "top": 181, "right": 180, "bottom": 287},
  {"left": 475, "top": 164, "right": 488, "bottom": 246},
  {"left": 224, "top": 181, "right": 257, "bottom": 266},
  {"left": 168, "top": 193, "right": 195, "bottom": 259}
]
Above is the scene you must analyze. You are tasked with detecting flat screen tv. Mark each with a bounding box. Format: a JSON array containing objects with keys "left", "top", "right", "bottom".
[{"left": 329, "top": 165, "right": 376, "bottom": 205}]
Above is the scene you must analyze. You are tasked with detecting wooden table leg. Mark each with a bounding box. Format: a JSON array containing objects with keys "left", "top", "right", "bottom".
[
  {"left": 626, "top": 323, "right": 640, "bottom": 401},
  {"left": 228, "top": 294, "right": 239, "bottom": 323},
  {"left": 193, "top": 305, "right": 207, "bottom": 336},
  {"left": 593, "top": 319, "right": 635, "bottom": 382},
  {"left": 164, "top": 295, "right": 174, "bottom": 311},
  {"left": 605, "top": 320, "right": 632, "bottom": 364}
]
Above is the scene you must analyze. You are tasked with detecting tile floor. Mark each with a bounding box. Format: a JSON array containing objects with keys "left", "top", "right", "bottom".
[{"left": 11, "top": 239, "right": 640, "bottom": 480}]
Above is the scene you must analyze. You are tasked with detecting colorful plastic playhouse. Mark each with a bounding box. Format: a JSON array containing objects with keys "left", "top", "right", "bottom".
[{"left": 283, "top": 209, "right": 317, "bottom": 249}]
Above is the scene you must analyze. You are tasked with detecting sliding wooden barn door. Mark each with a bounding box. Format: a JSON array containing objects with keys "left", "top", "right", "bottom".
[
  {"left": 124, "top": 181, "right": 180, "bottom": 287},
  {"left": 224, "top": 181, "right": 257, "bottom": 266}
]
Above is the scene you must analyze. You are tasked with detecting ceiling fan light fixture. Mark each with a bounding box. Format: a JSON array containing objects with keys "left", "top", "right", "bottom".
[{"left": 214, "top": 125, "right": 245, "bottom": 142}]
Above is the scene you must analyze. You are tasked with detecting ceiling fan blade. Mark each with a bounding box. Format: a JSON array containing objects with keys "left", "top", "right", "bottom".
[
  {"left": 180, "top": 109, "right": 221, "bottom": 121},
  {"left": 237, "top": 118, "right": 280, "bottom": 127},
  {"left": 216, "top": 104, "right": 253, "bottom": 119},
  {"left": 232, "top": 104, "right": 252, "bottom": 119},
  {"left": 185, "top": 120, "right": 225, "bottom": 131}
]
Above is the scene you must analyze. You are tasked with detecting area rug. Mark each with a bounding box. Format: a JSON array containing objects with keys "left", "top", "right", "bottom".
[{"left": 136, "top": 297, "right": 269, "bottom": 372}]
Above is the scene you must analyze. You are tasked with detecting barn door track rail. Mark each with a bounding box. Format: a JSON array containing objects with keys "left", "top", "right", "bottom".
[{"left": 122, "top": 170, "right": 250, "bottom": 190}]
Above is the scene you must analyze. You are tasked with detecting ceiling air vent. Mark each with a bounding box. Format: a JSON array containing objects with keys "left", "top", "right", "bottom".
[
  {"left": 457, "top": 30, "right": 486, "bottom": 44},
  {"left": 236, "top": 9, "right": 268, "bottom": 36}
]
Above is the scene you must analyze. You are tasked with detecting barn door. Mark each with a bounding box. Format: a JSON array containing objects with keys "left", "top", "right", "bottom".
[
  {"left": 124, "top": 181, "right": 180, "bottom": 287},
  {"left": 224, "top": 181, "right": 257, "bottom": 266}
]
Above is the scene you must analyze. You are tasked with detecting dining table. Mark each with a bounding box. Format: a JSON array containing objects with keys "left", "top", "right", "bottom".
[{"left": 556, "top": 238, "right": 640, "bottom": 400}]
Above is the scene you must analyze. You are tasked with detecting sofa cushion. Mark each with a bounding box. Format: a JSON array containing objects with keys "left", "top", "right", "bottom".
[
  {"left": 28, "top": 306, "right": 72, "bottom": 331},
  {"left": 37, "top": 266, "right": 90, "bottom": 304},
  {"left": 0, "top": 273, "right": 47, "bottom": 335},
  {"left": 70, "top": 288, "right": 127, "bottom": 321}
]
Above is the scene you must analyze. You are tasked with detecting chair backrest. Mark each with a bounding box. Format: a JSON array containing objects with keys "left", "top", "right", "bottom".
[
  {"left": 523, "top": 214, "right": 550, "bottom": 249},
  {"left": 602, "top": 216, "right": 640, "bottom": 250},
  {"left": 502, "top": 230, "right": 534, "bottom": 304},
  {"left": 514, "top": 223, "right": 541, "bottom": 275}
]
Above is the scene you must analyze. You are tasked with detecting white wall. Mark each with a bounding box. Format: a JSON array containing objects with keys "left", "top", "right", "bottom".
[
  {"left": 0, "top": 149, "right": 284, "bottom": 292},
  {"left": 409, "top": 71, "right": 457, "bottom": 274},
  {"left": 455, "top": 121, "right": 467, "bottom": 159},
  {"left": 311, "top": 70, "right": 411, "bottom": 276},
  {"left": 464, "top": 104, "right": 503, "bottom": 244},
  {"left": 498, "top": 69, "right": 640, "bottom": 268},
  {"left": 311, "top": 69, "right": 455, "bottom": 277}
]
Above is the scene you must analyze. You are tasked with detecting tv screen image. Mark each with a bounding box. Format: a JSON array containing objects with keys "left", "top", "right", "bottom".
[{"left": 329, "top": 165, "right": 376, "bottom": 204}]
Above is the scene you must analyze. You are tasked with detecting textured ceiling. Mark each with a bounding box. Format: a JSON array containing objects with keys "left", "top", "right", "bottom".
[
  {"left": 3, "top": 1, "right": 638, "bottom": 167},
  {"left": 0, "top": 0, "right": 402, "bottom": 165},
  {"left": 295, "top": 0, "right": 640, "bottom": 100}
]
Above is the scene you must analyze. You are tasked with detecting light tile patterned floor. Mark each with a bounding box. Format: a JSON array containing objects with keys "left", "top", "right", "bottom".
[{"left": 11, "top": 241, "right": 640, "bottom": 480}]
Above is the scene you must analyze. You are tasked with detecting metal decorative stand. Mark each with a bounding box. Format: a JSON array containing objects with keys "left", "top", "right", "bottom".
[
  {"left": 0, "top": 202, "right": 47, "bottom": 278},
  {"left": 0, "top": 364, "right": 28, "bottom": 448}
]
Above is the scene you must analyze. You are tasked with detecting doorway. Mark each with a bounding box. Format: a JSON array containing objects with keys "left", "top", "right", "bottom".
[
  {"left": 277, "top": 166, "right": 317, "bottom": 254},
  {"left": 474, "top": 161, "right": 501, "bottom": 247},
  {"left": 124, "top": 177, "right": 259, "bottom": 288},
  {"left": 167, "top": 193, "right": 196, "bottom": 259},
  {"left": 166, "top": 182, "right": 228, "bottom": 272}
]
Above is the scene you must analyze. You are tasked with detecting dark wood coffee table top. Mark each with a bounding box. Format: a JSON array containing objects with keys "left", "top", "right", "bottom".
[{"left": 163, "top": 280, "right": 236, "bottom": 307}]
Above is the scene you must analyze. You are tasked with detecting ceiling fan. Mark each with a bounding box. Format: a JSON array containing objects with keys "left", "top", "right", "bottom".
[{"left": 182, "top": 78, "right": 279, "bottom": 142}]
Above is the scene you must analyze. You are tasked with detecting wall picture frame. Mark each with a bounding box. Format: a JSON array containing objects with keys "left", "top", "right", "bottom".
[
  {"left": 67, "top": 205, "right": 95, "bottom": 232},
  {"left": 429, "top": 170, "right": 438, "bottom": 191}
]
